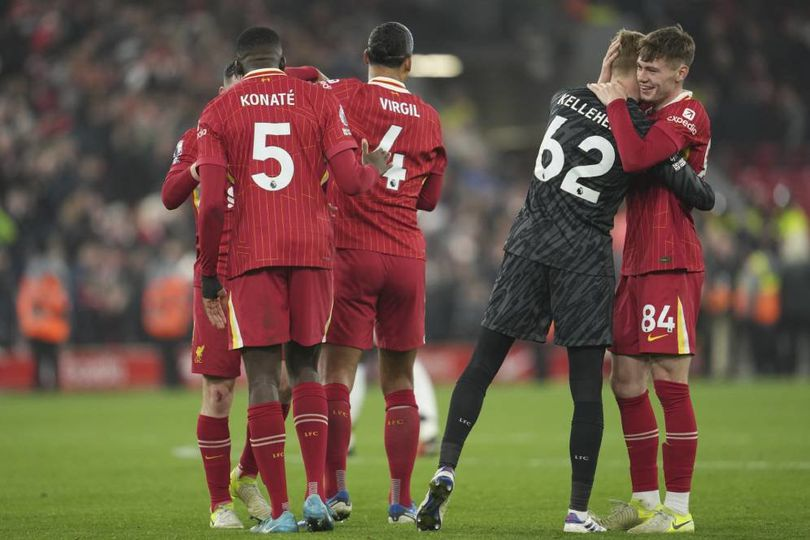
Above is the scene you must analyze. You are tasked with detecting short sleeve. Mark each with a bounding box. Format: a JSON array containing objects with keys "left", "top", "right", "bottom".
[
  {"left": 195, "top": 99, "right": 228, "bottom": 168},
  {"left": 318, "top": 90, "right": 358, "bottom": 160}
]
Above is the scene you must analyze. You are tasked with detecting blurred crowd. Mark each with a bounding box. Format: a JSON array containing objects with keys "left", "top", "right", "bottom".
[{"left": 1, "top": 0, "right": 809, "bottom": 377}]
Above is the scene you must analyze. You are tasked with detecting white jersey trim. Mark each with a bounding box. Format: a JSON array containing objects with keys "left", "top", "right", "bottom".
[
  {"left": 368, "top": 76, "right": 410, "bottom": 94},
  {"left": 657, "top": 90, "right": 694, "bottom": 111}
]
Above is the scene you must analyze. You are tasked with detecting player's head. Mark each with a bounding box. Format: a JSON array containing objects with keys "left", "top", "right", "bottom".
[
  {"left": 364, "top": 22, "right": 413, "bottom": 80},
  {"left": 219, "top": 61, "right": 243, "bottom": 95},
  {"left": 609, "top": 29, "right": 645, "bottom": 100},
  {"left": 636, "top": 24, "right": 695, "bottom": 106},
  {"left": 234, "top": 26, "right": 285, "bottom": 73}
]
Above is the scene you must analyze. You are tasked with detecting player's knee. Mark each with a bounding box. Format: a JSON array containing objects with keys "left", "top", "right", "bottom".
[
  {"left": 380, "top": 372, "right": 413, "bottom": 395},
  {"left": 458, "top": 360, "right": 499, "bottom": 392},
  {"left": 609, "top": 372, "right": 646, "bottom": 399},
  {"left": 322, "top": 357, "right": 357, "bottom": 387},
  {"left": 248, "top": 378, "right": 279, "bottom": 405},
  {"left": 570, "top": 377, "right": 603, "bottom": 403},
  {"left": 379, "top": 350, "right": 415, "bottom": 395},
  {"left": 202, "top": 377, "right": 235, "bottom": 416},
  {"left": 572, "top": 400, "right": 604, "bottom": 426},
  {"left": 286, "top": 342, "right": 322, "bottom": 384},
  {"left": 650, "top": 359, "right": 690, "bottom": 384}
]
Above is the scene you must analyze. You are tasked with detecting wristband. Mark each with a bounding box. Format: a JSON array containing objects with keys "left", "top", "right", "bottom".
[{"left": 201, "top": 275, "right": 222, "bottom": 300}]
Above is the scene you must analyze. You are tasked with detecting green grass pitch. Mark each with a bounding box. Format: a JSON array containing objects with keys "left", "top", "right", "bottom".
[{"left": 2, "top": 380, "right": 809, "bottom": 538}]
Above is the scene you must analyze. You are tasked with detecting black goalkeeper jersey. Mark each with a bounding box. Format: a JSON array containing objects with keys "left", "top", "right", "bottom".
[{"left": 505, "top": 87, "right": 677, "bottom": 277}]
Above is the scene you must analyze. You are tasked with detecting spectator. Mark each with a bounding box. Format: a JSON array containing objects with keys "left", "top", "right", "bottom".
[{"left": 16, "top": 250, "right": 70, "bottom": 390}]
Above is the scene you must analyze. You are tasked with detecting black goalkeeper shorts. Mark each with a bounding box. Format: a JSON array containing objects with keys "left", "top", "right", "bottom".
[{"left": 481, "top": 252, "right": 615, "bottom": 347}]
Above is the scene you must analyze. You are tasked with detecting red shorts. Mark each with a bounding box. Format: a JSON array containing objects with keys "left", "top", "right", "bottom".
[
  {"left": 227, "top": 267, "right": 332, "bottom": 348},
  {"left": 326, "top": 249, "right": 425, "bottom": 351},
  {"left": 612, "top": 271, "right": 704, "bottom": 356},
  {"left": 192, "top": 286, "right": 241, "bottom": 378}
]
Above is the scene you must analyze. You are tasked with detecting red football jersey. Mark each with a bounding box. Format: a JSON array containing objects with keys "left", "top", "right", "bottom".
[
  {"left": 321, "top": 76, "right": 446, "bottom": 259},
  {"left": 620, "top": 92, "right": 711, "bottom": 275},
  {"left": 195, "top": 68, "right": 357, "bottom": 276},
  {"left": 165, "top": 128, "right": 232, "bottom": 285}
]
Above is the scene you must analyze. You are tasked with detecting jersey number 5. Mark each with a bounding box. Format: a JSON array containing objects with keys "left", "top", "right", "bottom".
[
  {"left": 533, "top": 115, "right": 615, "bottom": 204},
  {"left": 377, "top": 125, "right": 406, "bottom": 191},
  {"left": 251, "top": 122, "right": 294, "bottom": 191}
]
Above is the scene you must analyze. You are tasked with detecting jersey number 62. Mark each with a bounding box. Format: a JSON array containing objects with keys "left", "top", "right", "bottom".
[{"left": 533, "top": 115, "right": 615, "bottom": 204}]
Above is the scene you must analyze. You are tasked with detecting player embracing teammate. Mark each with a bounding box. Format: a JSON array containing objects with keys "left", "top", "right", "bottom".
[
  {"left": 589, "top": 24, "right": 711, "bottom": 534},
  {"left": 195, "top": 27, "right": 390, "bottom": 533},
  {"left": 170, "top": 20, "right": 709, "bottom": 536},
  {"left": 417, "top": 27, "right": 711, "bottom": 534}
]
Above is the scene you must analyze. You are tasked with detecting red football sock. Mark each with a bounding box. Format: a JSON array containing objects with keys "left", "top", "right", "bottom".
[
  {"left": 654, "top": 380, "right": 698, "bottom": 493},
  {"left": 384, "top": 389, "right": 419, "bottom": 507},
  {"left": 248, "top": 401, "right": 289, "bottom": 518},
  {"left": 324, "top": 383, "right": 351, "bottom": 498},
  {"left": 197, "top": 415, "right": 232, "bottom": 511},
  {"left": 293, "top": 382, "right": 329, "bottom": 500},
  {"left": 616, "top": 391, "right": 659, "bottom": 493},
  {"left": 238, "top": 424, "right": 259, "bottom": 477}
]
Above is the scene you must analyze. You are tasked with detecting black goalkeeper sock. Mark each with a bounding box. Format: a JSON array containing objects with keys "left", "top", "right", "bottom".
[
  {"left": 567, "top": 346, "right": 605, "bottom": 511},
  {"left": 439, "top": 326, "right": 515, "bottom": 469}
]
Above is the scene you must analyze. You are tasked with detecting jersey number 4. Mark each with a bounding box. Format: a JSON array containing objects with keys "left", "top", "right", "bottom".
[
  {"left": 533, "top": 115, "right": 615, "bottom": 204},
  {"left": 377, "top": 125, "right": 406, "bottom": 191}
]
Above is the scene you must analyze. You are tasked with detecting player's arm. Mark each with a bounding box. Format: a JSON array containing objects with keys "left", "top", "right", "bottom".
[
  {"left": 606, "top": 99, "right": 680, "bottom": 172},
  {"left": 416, "top": 173, "right": 444, "bottom": 211},
  {"left": 285, "top": 66, "right": 324, "bottom": 82},
  {"left": 197, "top": 164, "right": 227, "bottom": 283},
  {"left": 161, "top": 163, "right": 198, "bottom": 210},
  {"left": 327, "top": 140, "right": 391, "bottom": 195},
  {"left": 417, "top": 140, "right": 448, "bottom": 211},
  {"left": 587, "top": 83, "right": 681, "bottom": 172},
  {"left": 195, "top": 108, "right": 230, "bottom": 328},
  {"left": 622, "top": 100, "right": 714, "bottom": 210},
  {"left": 196, "top": 163, "right": 229, "bottom": 329},
  {"left": 650, "top": 156, "right": 715, "bottom": 211},
  {"left": 319, "top": 90, "right": 390, "bottom": 194},
  {"left": 161, "top": 134, "right": 199, "bottom": 210}
]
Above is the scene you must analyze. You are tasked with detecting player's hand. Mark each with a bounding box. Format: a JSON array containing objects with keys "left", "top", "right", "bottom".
[
  {"left": 587, "top": 81, "right": 627, "bottom": 105},
  {"left": 203, "top": 289, "right": 228, "bottom": 330},
  {"left": 597, "top": 37, "right": 621, "bottom": 84},
  {"left": 362, "top": 139, "right": 392, "bottom": 175},
  {"left": 202, "top": 276, "right": 227, "bottom": 330}
]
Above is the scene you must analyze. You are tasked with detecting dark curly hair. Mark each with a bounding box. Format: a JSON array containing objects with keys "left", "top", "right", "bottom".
[{"left": 366, "top": 22, "right": 413, "bottom": 68}]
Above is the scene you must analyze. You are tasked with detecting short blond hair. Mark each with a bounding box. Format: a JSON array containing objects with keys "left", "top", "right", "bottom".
[{"left": 612, "top": 29, "right": 645, "bottom": 76}]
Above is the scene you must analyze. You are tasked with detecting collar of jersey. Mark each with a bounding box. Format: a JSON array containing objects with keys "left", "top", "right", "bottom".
[
  {"left": 368, "top": 76, "right": 410, "bottom": 94},
  {"left": 243, "top": 68, "right": 287, "bottom": 81},
  {"left": 658, "top": 90, "right": 693, "bottom": 110}
]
